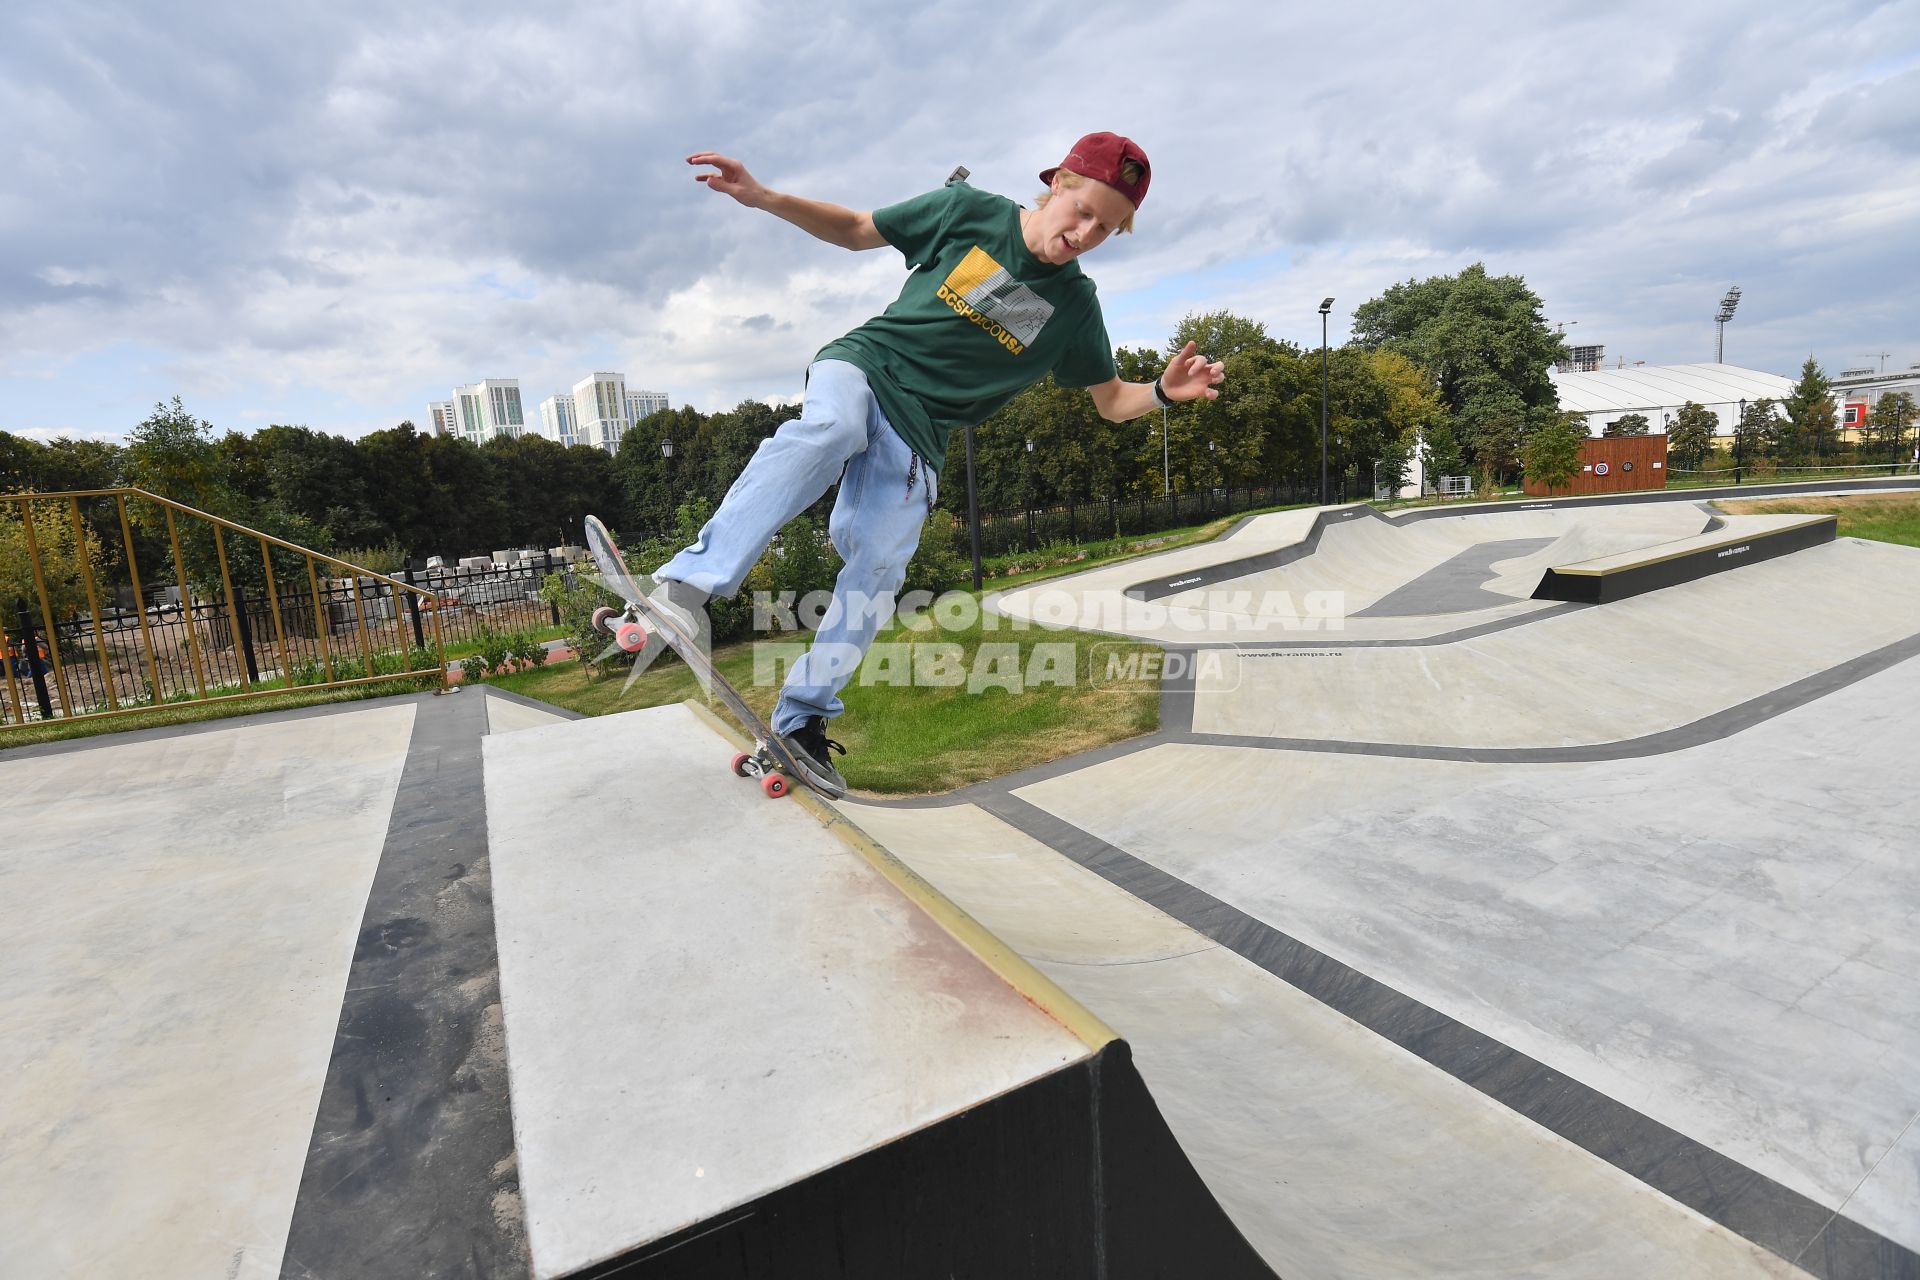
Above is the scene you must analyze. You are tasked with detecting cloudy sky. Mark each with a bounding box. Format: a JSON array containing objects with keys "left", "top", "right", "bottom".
[{"left": 3, "top": 0, "right": 1916, "bottom": 445}]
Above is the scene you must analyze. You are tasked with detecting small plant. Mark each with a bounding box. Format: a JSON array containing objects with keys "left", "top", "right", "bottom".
[{"left": 510, "top": 631, "right": 550, "bottom": 668}]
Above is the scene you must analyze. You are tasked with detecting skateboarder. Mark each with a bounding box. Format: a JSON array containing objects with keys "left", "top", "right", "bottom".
[{"left": 653, "top": 133, "right": 1226, "bottom": 795}]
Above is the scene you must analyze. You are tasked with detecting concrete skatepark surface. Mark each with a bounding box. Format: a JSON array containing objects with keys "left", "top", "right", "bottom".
[{"left": 5, "top": 481, "right": 1919, "bottom": 1278}]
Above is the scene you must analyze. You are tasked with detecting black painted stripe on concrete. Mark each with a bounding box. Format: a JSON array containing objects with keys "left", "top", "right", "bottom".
[
  {"left": 1353, "top": 537, "right": 1555, "bottom": 617},
  {"left": 1184, "top": 626, "right": 1920, "bottom": 765},
  {"left": 1125, "top": 504, "right": 1383, "bottom": 600},
  {"left": 848, "top": 627, "right": 1920, "bottom": 813},
  {"left": 279, "top": 687, "right": 528, "bottom": 1280},
  {"left": 975, "top": 792, "right": 1919, "bottom": 1280},
  {"left": 1388, "top": 476, "right": 1920, "bottom": 523}
]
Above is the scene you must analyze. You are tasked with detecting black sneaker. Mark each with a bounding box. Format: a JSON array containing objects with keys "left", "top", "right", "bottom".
[{"left": 781, "top": 716, "right": 848, "bottom": 797}]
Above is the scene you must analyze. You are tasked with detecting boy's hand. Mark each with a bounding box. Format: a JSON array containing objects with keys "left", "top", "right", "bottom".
[
  {"left": 1161, "top": 341, "right": 1227, "bottom": 402},
  {"left": 687, "top": 152, "right": 768, "bottom": 208}
]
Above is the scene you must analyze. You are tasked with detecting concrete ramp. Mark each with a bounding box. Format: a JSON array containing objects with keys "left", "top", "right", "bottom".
[{"left": 482, "top": 702, "right": 1271, "bottom": 1279}]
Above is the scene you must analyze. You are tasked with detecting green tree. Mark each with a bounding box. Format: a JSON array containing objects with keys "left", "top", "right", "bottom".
[
  {"left": 2, "top": 498, "right": 111, "bottom": 624},
  {"left": 0, "top": 431, "right": 36, "bottom": 491},
  {"left": 1869, "top": 391, "right": 1918, "bottom": 461},
  {"left": 122, "top": 398, "right": 242, "bottom": 593},
  {"left": 0, "top": 433, "right": 124, "bottom": 495},
  {"left": 1419, "top": 421, "right": 1466, "bottom": 496},
  {"left": 357, "top": 423, "right": 437, "bottom": 557},
  {"left": 252, "top": 424, "right": 382, "bottom": 548},
  {"left": 1734, "top": 399, "right": 1778, "bottom": 464},
  {"left": 1350, "top": 264, "right": 1566, "bottom": 471},
  {"left": 1605, "top": 413, "right": 1650, "bottom": 437},
  {"left": 1782, "top": 358, "right": 1837, "bottom": 461},
  {"left": 617, "top": 405, "right": 707, "bottom": 537},
  {"left": 1523, "top": 413, "right": 1586, "bottom": 496},
  {"left": 1668, "top": 402, "right": 1718, "bottom": 471},
  {"left": 124, "top": 397, "right": 228, "bottom": 513}
]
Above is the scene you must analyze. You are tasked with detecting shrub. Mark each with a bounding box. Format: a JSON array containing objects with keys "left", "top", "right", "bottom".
[
  {"left": 335, "top": 539, "right": 408, "bottom": 576},
  {"left": 906, "top": 509, "right": 970, "bottom": 595}
]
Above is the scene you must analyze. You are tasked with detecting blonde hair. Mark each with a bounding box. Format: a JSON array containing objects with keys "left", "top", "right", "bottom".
[{"left": 1034, "top": 165, "right": 1140, "bottom": 234}]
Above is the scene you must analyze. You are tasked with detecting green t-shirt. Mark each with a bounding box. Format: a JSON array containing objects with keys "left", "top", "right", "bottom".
[{"left": 815, "top": 182, "right": 1116, "bottom": 473}]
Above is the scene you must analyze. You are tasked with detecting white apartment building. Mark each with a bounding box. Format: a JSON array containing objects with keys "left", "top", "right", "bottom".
[
  {"left": 539, "top": 393, "right": 582, "bottom": 447},
  {"left": 574, "top": 372, "right": 631, "bottom": 454},
  {"left": 626, "top": 389, "right": 670, "bottom": 424},
  {"left": 427, "top": 400, "right": 457, "bottom": 437},
  {"left": 450, "top": 379, "right": 526, "bottom": 445}
]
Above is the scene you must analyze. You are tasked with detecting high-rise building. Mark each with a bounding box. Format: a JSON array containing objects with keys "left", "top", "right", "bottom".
[
  {"left": 626, "top": 389, "right": 670, "bottom": 424},
  {"left": 428, "top": 400, "right": 457, "bottom": 437},
  {"left": 573, "top": 372, "right": 630, "bottom": 454},
  {"left": 1562, "top": 345, "right": 1605, "bottom": 373},
  {"left": 539, "top": 393, "right": 581, "bottom": 447},
  {"left": 452, "top": 379, "right": 526, "bottom": 445}
]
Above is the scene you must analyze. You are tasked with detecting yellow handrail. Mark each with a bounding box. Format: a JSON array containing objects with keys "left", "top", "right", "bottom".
[{"left": 0, "top": 488, "right": 449, "bottom": 732}]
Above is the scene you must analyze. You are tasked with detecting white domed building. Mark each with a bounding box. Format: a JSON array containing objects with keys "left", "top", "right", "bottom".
[{"left": 1549, "top": 363, "right": 1795, "bottom": 437}]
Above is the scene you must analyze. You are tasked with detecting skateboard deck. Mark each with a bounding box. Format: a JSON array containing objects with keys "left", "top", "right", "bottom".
[{"left": 582, "top": 514, "right": 829, "bottom": 800}]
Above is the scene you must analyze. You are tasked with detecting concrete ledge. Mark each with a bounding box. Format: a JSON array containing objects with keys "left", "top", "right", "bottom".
[{"left": 1534, "top": 515, "right": 1837, "bottom": 604}]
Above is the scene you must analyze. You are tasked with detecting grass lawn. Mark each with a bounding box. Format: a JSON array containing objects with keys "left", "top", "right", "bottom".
[
  {"left": 1713, "top": 491, "right": 1920, "bottom": 549},
  {"left": 489, "top": 611, "right": 1160, "bottom": 795}
]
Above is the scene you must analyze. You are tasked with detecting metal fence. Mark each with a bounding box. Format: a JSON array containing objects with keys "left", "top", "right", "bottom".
[
  {"left": 958, "top": 480, "right": 1328, "bottom": 558},
  {"left": 2, "top": 488, "right": 448, "bottom": 730},
  {"left": 392, "top": 557, "right": 568, "bottom": 650}
]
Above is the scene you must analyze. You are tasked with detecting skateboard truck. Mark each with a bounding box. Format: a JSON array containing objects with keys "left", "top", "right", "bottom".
[
  {"left": 591, "top": 601, "right": 791, "bottom": 798},
  {"left": 591, "top": 605, "right": 649, "bottom": 654}
]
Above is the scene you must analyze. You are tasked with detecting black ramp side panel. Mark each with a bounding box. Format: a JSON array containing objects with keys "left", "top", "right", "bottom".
[
  {"left": 1094, "top": 1040, "right": 1277, "bottom": 1279},
  {"left": 1533, "top": 517, "right": 1837, "bottom": 605},
  {"left": 575, "top": 1042, "right": 1275, "bottom": 1279},
  {"left": 1126, "top": 506, "right": 1383, "bottom": 601}
]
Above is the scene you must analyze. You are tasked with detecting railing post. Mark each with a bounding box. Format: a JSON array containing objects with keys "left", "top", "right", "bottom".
[
  {"left": 15, "top": 599, "right": 54, "bottom": 720},
  {"left": 403, "top": 567, "right": 427, "bottom": 650},
  {"left": 233, "top": 585, "right": 261, "bottom": 684},
  {"left": 543, "top": 554, "right": 561, "bottom": 626}
]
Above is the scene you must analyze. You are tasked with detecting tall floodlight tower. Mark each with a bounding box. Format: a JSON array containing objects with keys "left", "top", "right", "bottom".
[{"left": 1715, "top": 286, "right": 1742, "bottom": 363}]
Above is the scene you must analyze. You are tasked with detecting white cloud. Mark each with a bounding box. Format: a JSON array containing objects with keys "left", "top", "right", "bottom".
[{"left": 1, "top": 0, "right": 1916, "bottom": 439}]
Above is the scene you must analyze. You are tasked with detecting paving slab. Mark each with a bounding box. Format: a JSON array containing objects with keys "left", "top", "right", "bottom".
[
  {"left": 483, "top": 704, "right": 1099, "bottom": 1279},
  {"left": 1193, "top": 537, "right": 1920, "bottom": 745},
  {"left": 0, "top": 703, "right": 416, "bottom": 1280},
  {"left": 1015, "top": 652, "right": 1920, "bottom": 1255},
  {"left": 844, "top": 800, "right": 1807, "bottom": 1279}
]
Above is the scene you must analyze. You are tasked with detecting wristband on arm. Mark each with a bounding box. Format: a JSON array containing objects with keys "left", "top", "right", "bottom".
[{"left": 1152, "top": 376, "right": 1177, "bottom": 409}]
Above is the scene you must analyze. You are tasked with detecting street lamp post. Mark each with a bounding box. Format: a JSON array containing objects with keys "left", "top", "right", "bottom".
[
  {"left": 1160, "top": 406, "right": 1170, "bottom": 498},
  {"left": 965, "top": 425, "right": 982, "bottom": 591},
  {"left": 1024, "top": 438, "right": 1035, "bottom": 550},
  {"left": 1319, "top": 298, "right": 1334, "bottom": 506},
  {"left": 1735, "top": 398, "right": 1746, "bottom": 482}
]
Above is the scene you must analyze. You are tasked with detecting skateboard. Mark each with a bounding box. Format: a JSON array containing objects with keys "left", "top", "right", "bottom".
[{"left": 582, "top": 514, "right": 828, "bottom": 800}]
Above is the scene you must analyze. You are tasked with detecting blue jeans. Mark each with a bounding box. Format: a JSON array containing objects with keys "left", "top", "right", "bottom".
[{"left": 656, "top": 360, "right": 936, "bottom": 735}]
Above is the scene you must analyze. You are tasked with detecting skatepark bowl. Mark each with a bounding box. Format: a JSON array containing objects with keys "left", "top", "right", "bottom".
[{"left": 5, "top": 479, "right": 1920, "bottom": 1278}]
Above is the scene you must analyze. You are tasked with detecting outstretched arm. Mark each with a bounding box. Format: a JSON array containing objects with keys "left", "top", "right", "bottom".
[
  {"left": 1086, "top": 342, "right": 1227, "bottom": 423},
  {"left": 687, "top": 152, "right": 886, "bottom": 251}
]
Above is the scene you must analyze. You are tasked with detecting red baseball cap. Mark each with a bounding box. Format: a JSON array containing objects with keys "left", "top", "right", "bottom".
[{"left": 1039, "top": 132, "right": 1151, "bottom": 210}]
